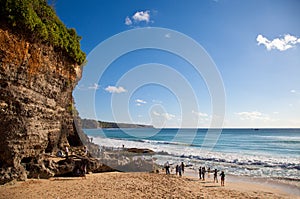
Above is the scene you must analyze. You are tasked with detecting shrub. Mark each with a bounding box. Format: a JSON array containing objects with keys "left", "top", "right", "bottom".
[{"left": 0, "top": 0, "right": 86, "bottom": 65}]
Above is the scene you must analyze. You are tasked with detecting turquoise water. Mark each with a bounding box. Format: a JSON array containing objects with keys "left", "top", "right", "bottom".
[{"left": 84, "top": 128, "right": 300, "bottom": 180}]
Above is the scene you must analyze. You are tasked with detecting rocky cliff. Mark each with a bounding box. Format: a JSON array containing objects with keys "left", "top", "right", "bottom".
[{"left": 0, "top": 26, "right": 89, "bottom": 183}]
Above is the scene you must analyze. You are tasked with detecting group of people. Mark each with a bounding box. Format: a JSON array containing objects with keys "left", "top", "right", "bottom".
[
  {"left": 164, "top": 161, "right": 185, "bottom": 176},
  {"left": 164, "top": 162, "right": 225, "bottom": 186},
  {"left": 199, "top": 166, "right": 225, "bottom": 186},
  {"left": 175, "top": 162, "right": 185, "bottom": 177}
]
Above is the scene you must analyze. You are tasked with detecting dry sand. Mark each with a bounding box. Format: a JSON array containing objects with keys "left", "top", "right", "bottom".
[{"left": 0, "top": 172, "right": 299, "bottom": 199}]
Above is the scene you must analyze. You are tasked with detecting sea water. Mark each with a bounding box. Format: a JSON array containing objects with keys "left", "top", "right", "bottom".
[{"left": 84, "top": 128, "right": 300, "bottom": 180}]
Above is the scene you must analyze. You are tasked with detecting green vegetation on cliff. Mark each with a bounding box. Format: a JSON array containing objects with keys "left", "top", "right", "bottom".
[{"left": 0, "top": 0, "right": 86, "bottom": 65}]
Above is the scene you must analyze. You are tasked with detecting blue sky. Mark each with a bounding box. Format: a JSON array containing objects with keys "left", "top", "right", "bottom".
[{"left": 54, "top": 0, "right": 300, "bottom": 128}]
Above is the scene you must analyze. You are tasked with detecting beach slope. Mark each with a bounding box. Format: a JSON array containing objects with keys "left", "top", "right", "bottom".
[{"left": 0, "top": 172, "right": 297, "bottom": 199}]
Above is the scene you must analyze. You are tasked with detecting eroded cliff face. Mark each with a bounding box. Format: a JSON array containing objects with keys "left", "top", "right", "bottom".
[{"left": 0, "top": 28, "right": 84, "bottom": 182}]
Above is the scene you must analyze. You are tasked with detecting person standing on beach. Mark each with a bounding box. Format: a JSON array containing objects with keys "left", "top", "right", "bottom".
[
  {"left": 202, "top": 167, "right": 206, "bottom": 180},
  {"left": 65, "top": 146, "right": 69, "bottom": 159},
  {"left": 207, "top": 167, "right": 211, "bottom": 178},
  {"left": 181, "top": 162, "right": 185, "bottom": 174},
  {"left": 220, "top": 171, "right": 225, "bottom": 186},
  {"left": 178, "top": 165, "right": 182, "bottom": 177},
  {"left": 213, "top": 169, "right": 218, "bottom": 183},
  {"left": 176, "top": 165, "right": 179, "bottom": 175},
  {"left": 165, "top": 161, "right": 170, "bottom": 175},
  {"left": 199, "top": 167, "right": 202, "bottom": 180},
  {"left": 81, "top": 158, "right": 88, "bottom": 179}
]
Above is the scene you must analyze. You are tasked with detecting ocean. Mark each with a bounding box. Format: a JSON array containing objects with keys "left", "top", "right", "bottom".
[{"left": 84, "top": 128, "right": 300, "bottom": 180}]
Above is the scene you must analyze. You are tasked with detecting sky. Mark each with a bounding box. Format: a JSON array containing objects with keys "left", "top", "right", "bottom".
[{"left": 54, "top": 0, "right": 300, "bottom": 128}]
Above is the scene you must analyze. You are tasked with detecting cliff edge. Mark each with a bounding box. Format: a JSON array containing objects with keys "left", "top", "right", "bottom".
[{"left": 0, "top": 0, "right": 101, "bottom": 184}]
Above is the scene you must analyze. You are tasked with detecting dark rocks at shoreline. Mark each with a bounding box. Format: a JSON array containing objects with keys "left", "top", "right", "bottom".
[{"left": 126, "top": 148, "right": 155, "bottom": 154}]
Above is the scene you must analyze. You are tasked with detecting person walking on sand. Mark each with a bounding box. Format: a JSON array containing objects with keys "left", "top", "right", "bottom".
[
  {"left": 181, "top": 162, "right": 185, "bottom": 174},
  {"left": 220, "top": 171, "right": 225, "bottom": 186},
  {"left": 176, "top": 165, "right": 179, "bottom": 175},
  {"left": 199, "top": 166, "right": 202, "bottom": 180},
  {"left": 202, "top": 167, "right": 206, "bottom": 180},
  {"left": 213, "top": 169, "right": 218, "bottom": 183}
]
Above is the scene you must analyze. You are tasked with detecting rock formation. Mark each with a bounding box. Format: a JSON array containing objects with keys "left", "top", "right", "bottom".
[
  {"left": 0, "top": 26, "right": 89, "bottom": 183},
  {"left": 0, "top": 1, "right": 155, "bottom": 184}
]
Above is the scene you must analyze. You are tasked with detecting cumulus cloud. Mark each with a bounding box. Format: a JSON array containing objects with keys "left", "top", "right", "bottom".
[
  {"left": 235, "top": 111, "right": 271, "bottom": 121},
  {"left": 105, "top": 86, "right": 127, "bottom": 93},
  {"left": 256, "top": 34, "right": 300, "bottom": 51},
  {"left": 132, "top": 11, "right": 150, "bottom": 23},
  {"left": 88, "top": 83, "right": 100, "bottom": 90},
  {"left": 125, "top": 16, "right": 132, "bottom": 25},
  {"left": 125, "top": 10, "right": 152, "bottom": 26}
]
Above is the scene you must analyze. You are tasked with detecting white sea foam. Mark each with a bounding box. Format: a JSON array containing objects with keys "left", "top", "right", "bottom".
[{"left": 91, "top": 135, "right": 300, "bottom": 180}]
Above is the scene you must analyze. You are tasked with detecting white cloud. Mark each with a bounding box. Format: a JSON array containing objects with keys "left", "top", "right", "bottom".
[
  {"left": 135, "top": 99, "right": 147, "bottom": 104},
  {"left": 88, "top": 83, "right": 100, "bottom": 90},
  {"left": 152, "top": 111, "right": 160, "bottom": 116},
  {"left": 192, "top": 110, "right": 208, "bottom": 117},
  {"left": 125, "top": 10, "right": 152, "bottom": 26},
  {"left": 235, "top": 111, "right": 271, "bottom": 121},
  {"left": 151, "top": 111, "right": 175, "bottom": 120},
  {"left": 165, "top": 33, "right": 171, "bottom": 38},
  {"left": 105, "top": 86, "right": 127, "bottom": 93},
  {"left": 132, "top": 11, "right": 150, "bottom": 23},
  {"left": 162, "top": 113, "right": 175, "bottom": 120},
  {"left": 125, "top": 16, "right": 132, "bottom": 25},
  {"left": 290, "top": 89, "right": 300, "bottom": 94},
  {"left": 256, "top": 34, "right": 300, "bottom": 51}
]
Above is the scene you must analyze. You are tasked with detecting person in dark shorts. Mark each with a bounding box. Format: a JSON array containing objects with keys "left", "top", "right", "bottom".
[
  {"left": 199, "top": 167, "right": 202, "bottom": 180},
  {"left": 178, "top": 165, "right": 182, "bottom": 177},
  {"left": 165, "top": 161, "right": 170, "bottom": 175},
  {"left": 202, "top": 167, "right": 206, "bottom": 180},
  {"left": 213, "top": 169, "right": 218, "bottom": 183},
  {"left": 220, "top": 171, "right": 225, "bottom": 186}
]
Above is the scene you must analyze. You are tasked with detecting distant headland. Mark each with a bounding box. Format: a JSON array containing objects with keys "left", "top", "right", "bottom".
[{"left": 80, "top": 118, "right": 154, "bottom": 129}]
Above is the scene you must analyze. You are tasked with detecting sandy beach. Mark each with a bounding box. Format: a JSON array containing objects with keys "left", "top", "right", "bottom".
[{"left": 0, "top": 172, "right": 298, "bottom": 199}]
